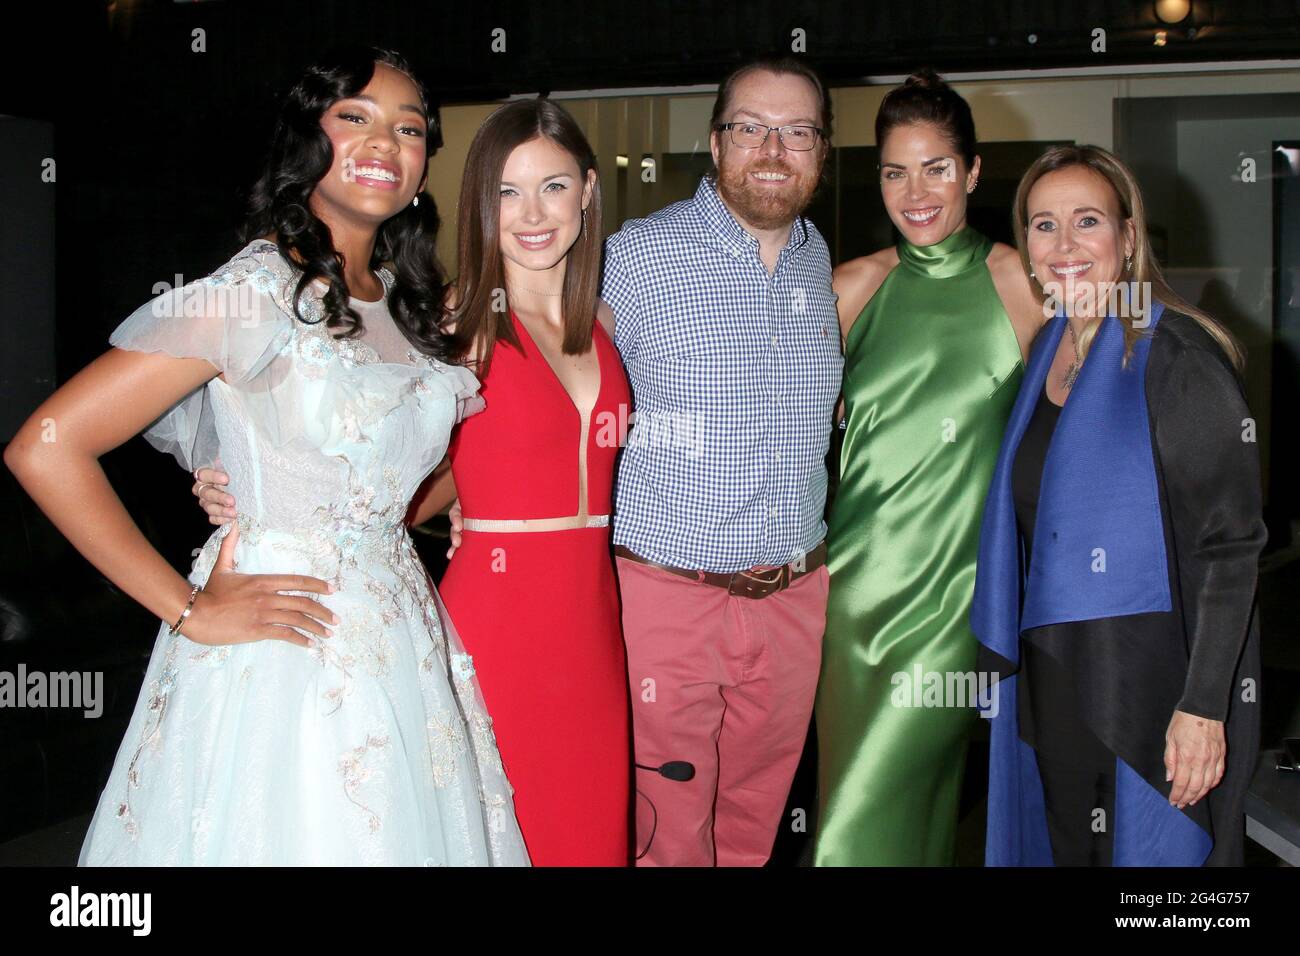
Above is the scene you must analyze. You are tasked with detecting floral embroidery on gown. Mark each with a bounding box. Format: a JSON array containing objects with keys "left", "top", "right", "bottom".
[{"left": 79, "top": 240, "right": 529, "bottom": 866}]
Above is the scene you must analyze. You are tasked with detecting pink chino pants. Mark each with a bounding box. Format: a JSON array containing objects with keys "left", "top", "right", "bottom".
[{"left": 616, "top": 556, "right": 828, "bottom": 867}]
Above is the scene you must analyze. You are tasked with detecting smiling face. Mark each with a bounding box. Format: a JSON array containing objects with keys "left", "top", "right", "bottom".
[
  {"left": 1025, "top": 165, "right": 1136, "bottom": 317},
  {"left": 311, "top": 62, "right": 430, "bottom": 227},
  {"left": 498, "top": 135, "right": 595, "bottom": 280},
  {"left": 879, "top": 122, "right": 979, "bottom": 246},
  {"left": 709, "top": 68, "right": 826, "bottom": 232}
]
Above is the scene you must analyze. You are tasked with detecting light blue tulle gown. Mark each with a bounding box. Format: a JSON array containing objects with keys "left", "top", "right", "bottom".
[{"left": 79, "top": 240, "right": 530, "bottom": 866}]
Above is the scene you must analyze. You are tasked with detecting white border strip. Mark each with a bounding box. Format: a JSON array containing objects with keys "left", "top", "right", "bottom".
[{"left": 508, "top": 58, "right": 1300, "bottom": 100}]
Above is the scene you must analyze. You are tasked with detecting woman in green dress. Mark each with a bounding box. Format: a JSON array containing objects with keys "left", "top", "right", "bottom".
[{"left": 813, "top": 70, "right": 1044, "bottom": 865}]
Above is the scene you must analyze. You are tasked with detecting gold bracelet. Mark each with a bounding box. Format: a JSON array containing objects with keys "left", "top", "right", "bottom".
[{"left": 169, "top": 584, "right": 202, "bottom": 636}]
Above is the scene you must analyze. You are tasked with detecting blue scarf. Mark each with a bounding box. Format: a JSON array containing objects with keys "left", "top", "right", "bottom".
[{"left": 971, "top": 301, "right": 1213, "bottom": 866}]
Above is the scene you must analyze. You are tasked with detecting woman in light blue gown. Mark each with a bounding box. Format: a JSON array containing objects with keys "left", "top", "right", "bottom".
[{"left": 3, "top": 46, "right": 529, "bottom": 866}]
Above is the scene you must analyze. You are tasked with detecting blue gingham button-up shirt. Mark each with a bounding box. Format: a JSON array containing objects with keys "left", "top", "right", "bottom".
[{"left": 601, "top": 175, "right": 843, "bottom": 573}]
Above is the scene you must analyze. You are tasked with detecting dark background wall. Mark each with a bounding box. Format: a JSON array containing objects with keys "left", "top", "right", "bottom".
[{"left": 0, "top": 119, "right": 54, "bottom": 441}]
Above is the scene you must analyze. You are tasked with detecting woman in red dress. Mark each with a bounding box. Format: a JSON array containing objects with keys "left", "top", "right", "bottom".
[
  {"left": 431, "top": 100, "right": 631, "bottom": 865},
  {"left": 435, "top": 307, "right": 630, "bottom": 864},
  {"left": 195, "top": 99, "right": 632, "bottom": 865}
]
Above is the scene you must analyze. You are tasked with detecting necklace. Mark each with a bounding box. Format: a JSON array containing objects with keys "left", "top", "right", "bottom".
[
  {"left": 512, "top": 286, "right": 562, "bottom": 297},
  {"left": 1062, "top": 321, "right": 1083, "bottom": 390}
]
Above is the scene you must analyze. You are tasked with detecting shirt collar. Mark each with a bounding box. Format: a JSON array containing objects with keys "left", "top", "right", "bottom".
[{"left": 692, "top": 175, "right": 810, "bottom": 262}]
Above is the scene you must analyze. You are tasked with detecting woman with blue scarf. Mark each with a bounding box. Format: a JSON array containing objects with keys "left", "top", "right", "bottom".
[{"left": 971, "top": 145, "right": 1264, "bottom": 866}]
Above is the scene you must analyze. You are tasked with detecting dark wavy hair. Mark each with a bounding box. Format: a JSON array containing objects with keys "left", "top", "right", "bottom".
[
  {"left": 875, "top": 67, "right": 976, "bottom": 168},
  {"left": 240, "top": 45, "right": 453, "bottom": 360}
]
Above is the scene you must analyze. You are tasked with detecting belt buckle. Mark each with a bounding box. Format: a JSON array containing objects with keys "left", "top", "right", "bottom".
[{"left": 728, "top": 563, "right": 788, "bottom": 599}]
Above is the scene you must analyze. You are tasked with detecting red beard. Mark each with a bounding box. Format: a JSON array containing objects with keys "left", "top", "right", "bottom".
[{"left": 715, "top": 152, "right": 820, "bottom": 231}]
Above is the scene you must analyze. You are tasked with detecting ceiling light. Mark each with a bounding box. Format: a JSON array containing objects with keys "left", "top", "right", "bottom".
[{"left": 1155, "top": 0, "right": 1191, "bottom": 24}]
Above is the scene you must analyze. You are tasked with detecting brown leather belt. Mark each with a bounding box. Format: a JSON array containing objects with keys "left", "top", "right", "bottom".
[{"left": 613, "top": 541, "right": 827, "bottom": 600}]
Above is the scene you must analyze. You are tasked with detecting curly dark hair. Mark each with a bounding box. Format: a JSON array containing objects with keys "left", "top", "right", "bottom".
[{"left": 240, "top": 44, "right": 453, "bottom": 360}]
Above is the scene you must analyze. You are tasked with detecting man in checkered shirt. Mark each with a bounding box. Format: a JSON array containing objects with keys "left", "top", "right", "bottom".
[{"left": 601, "top": 55, "right": 843, "bottom": 866}]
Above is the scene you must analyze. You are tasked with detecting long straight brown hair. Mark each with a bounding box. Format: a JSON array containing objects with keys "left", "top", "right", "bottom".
[
  {"left": 446, "top": 98, "right": 602, "bottom": 376},
  {"left": 1012, "top": 144, "right": 1244, "bottom": 371}
]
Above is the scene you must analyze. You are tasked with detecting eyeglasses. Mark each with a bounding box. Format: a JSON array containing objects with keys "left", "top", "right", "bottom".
[{"left": 715, "top": 122, "right": 824, "bottom": 151}]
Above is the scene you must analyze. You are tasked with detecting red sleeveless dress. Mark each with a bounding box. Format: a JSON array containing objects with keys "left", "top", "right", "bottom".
[{"left": 439, "top": 313, "right": 632, "bottom": 865}]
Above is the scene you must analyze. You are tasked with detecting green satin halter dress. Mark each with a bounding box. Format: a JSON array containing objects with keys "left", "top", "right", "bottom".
[{"left": 813, "top": 226, "right": 1023, "bottom": 866}]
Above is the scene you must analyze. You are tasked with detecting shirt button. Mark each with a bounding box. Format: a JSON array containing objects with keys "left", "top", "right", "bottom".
[
  {"left": 774, "top": 452, "right": 782, "bottom": 461},
  {"left": 769, "top": 507, "right": 778, "bottom": 517},
  {"left": 770, "top": 335, "right": 778, "bottom": 346}
]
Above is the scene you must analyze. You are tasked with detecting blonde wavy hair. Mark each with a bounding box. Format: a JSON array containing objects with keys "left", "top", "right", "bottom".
[{"left": 1012, "top": 144, "right": 1244, "bottom": 371}]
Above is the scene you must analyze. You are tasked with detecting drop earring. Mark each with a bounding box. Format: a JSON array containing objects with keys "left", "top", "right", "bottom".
[{"left": 412, "top": 195, "right": 420, "bottom": 207}]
